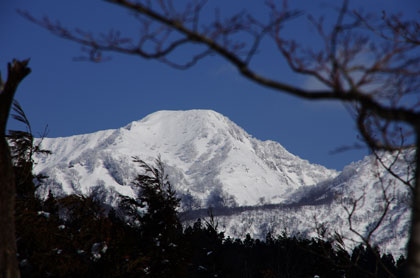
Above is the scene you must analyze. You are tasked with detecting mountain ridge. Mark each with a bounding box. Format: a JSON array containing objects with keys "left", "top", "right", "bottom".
[
  {"left": 34, "top": 109, "right": 337, "bottom": 207},
  {"left": 32, "top": 109, "right": 412, "bottom": 256}
]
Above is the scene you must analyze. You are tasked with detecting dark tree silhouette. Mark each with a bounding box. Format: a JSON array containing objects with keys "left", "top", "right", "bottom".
[
  {"left": 0, "top": 59, "right": 31, "bottom": 278},
  {"left": 119, "top": 157, "right": 186, "bottom": 276},
  {"left": 7, "top": 100, "right": 51, "bottom": 278}
]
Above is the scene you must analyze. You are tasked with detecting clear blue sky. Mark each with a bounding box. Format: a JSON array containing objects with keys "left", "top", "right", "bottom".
[{"left": 1, "top": 0, "right": 419, "bottom": 170}]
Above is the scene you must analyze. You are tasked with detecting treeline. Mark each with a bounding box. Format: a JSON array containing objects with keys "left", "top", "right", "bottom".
[
  {"left": 15, "top": 182, "right": 407, "bottom": 277},
  {"left": 10, "top": 105, "right": 406, "bottom": 277}
]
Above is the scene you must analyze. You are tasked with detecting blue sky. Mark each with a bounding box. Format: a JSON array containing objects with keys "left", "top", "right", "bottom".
[{"left": 1, "top": 0, "right": 419, "bottom": 170}]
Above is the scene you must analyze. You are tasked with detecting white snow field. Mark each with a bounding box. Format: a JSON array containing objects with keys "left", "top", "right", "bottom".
[{"left": 33, "top": 109, "right": 413, "bottom": 256}]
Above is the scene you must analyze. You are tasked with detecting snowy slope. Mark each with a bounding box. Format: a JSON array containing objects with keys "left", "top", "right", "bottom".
[
  {"left": 34, "top": 110, "right": 337, "bottom": 207},
  {"left": 199, "top": 150, "right": 414, "bottom": 256}
]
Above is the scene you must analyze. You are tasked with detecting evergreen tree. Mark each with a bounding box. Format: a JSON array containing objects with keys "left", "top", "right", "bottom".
[{"left": 119, "top": 157, "right": 186, "bottom": 277}]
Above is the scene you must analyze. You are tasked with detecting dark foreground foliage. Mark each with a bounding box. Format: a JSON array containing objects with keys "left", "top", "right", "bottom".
[{"left": 10, "top": 110, "right": 405, "bottom": 278}]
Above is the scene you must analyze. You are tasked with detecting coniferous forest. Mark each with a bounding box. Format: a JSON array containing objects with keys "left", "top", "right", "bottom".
[{"left": 10, "top": 105, "right": 406, "bottom": 277}]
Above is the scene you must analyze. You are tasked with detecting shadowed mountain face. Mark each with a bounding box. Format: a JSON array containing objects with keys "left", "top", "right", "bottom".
[
  {"left": 33, "top": 109, "right": 413, "bottom": 256},
  {"left": 34, "top": 109, "right": 337, "bottom": 207}
]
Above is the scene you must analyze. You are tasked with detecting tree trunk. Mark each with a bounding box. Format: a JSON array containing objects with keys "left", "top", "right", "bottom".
[
  {"left": 0, "top": 59, "right": 31, "bottom": 278},
  {"left": 407, "top": 133, "right": 420, "bottom": 278},
  {"left": 0, "top": 138, "right": 19, "bottom": 278}
]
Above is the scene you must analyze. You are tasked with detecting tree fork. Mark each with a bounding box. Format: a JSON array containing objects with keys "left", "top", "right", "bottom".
[{"left": 0, "top": 59, "right": 31, "bottom": 278}]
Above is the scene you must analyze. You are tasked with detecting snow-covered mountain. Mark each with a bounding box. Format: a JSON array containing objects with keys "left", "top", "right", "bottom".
[
  {"left": 33, "top": 109, "right": 413, "bottom": 256},
  {"left": 34, "top": 110, "right": 337, "bottom": 207}
]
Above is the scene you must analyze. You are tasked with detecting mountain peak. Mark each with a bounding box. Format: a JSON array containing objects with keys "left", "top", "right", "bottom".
[
  {"left": 127, "top": 109, "right": 228, "bottom": 128},
  {"left": 118, "top": 109, "right": 251, "bottom": 153},
  {"left": 34, "top": 110, "right": 337, "bottom": 207},
  {"left": 125, "top": 109, "right": 245, "bottom": 137}
]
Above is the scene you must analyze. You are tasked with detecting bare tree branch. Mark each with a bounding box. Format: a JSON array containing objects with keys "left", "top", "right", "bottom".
[{"left": 19, "top": 1, "right": 420, "bottom": 276}]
